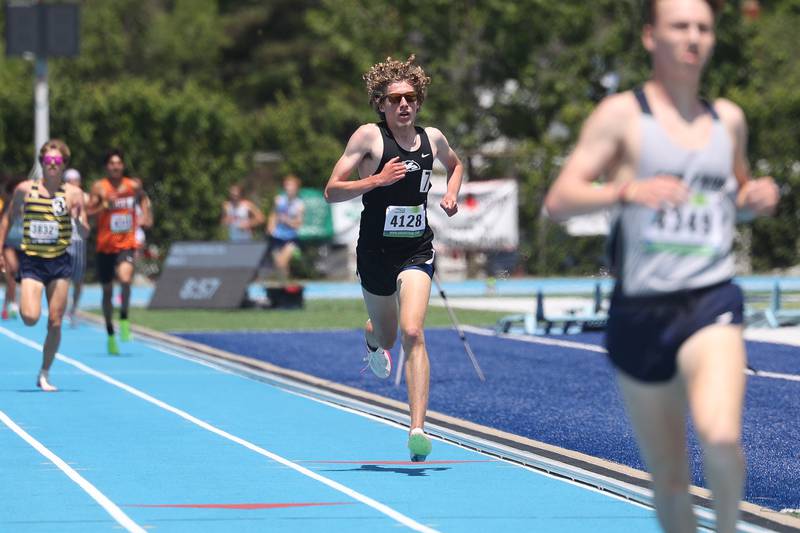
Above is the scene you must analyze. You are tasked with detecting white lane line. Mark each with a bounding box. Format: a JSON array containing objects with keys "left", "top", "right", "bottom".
[
  {"left": 0, "top": 326, "right": 438, "bottom": 533},
  {"left": 462, "top": 325, "right": 800, "bottom": 382},
  {"left": 0, "top": 410, "right": 146, "bottom": 533}
]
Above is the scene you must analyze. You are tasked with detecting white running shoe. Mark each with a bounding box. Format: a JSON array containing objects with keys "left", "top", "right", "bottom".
[{"left": 362, "top": 344, "right": 392, "bottom": 379}]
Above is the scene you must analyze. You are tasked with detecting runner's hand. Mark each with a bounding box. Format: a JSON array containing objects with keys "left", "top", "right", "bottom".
[
  {"left": 373, "top": 157, "right": 406, "bottom": 187},
  {"left": 0, "top": 254, "right": 5, "bottom": 274},
  {"left": 440, "top": 192, "right": 458, "bottom": 217},
  {"left": 622, "top": 175, "right": 689, "bottom": 210},
  {"left": 737, "top": 176, "right": 779, "bottom": 216}
]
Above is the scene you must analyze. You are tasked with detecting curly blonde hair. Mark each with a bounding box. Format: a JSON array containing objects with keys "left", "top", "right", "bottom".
[{"left": 363, "top": 55, "right": 431, "bottom": 114}]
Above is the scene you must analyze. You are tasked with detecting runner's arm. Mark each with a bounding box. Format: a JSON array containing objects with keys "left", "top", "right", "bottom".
[
  {"left": 429, "top": 127, "right": 463, "bottom": 217},
  {"left": 246, "top": 200, "right": 265, "bottom": 229},
  {"left": 287, "top": 201, "right": 304, "bottom": 229},
  {"left": 0, "top": 184, "right": 27, "bottom": 258},
  {"left": 266, "top": 199, "right": 277, "bottom": 235},
  {"left": 220, "top": 201, "right": 231, "bottom": 226},
  {"left": 132, "top": 179, "right": 153, "bottom": 229},
  {"left": 68, "top": 184, "right": 90, "bottom": 235},
  {"left": 324, "top": 125, "right": 405, "bottom": 203},
  {"left": 85, "top": 182, "right": 106, "bottom": 217},
  {"left": 139, "top": 194, "right": 153, "bottom": 229},
  {"left": 543, "top": 97, "right": 629, "bottom": 221},
  {"left": 717, "top": 99, "right": 779, "bottom": 219}
]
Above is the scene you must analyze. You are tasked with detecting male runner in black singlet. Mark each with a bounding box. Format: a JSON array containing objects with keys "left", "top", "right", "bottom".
[{"left": 325, "top": 55, "right": 464, "bottom": 461}]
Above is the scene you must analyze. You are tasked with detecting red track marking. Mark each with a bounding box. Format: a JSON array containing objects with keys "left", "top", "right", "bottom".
[
  {"left": 301, "top": 460, "right": 496, "bottom": 465},
  {"left": 128, "top": 502, "right": 353, "bottom": 510}
]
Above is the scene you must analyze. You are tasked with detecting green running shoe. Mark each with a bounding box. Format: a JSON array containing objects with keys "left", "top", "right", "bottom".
[
  {"left": 120, "top": 319, "right": 132, "bottom": 342},
  {"left": 107, "top": 335, "right": 120, "bottom": 355},
  {"left": 408, "top": 428, "right": 432, "bottom": 462}
]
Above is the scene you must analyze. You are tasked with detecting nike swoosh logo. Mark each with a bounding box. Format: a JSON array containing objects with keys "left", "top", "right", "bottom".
[{"left": 421, "top": 153, "right": 430, "bottom": 158}]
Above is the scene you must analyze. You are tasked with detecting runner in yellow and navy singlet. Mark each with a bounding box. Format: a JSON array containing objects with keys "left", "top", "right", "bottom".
[
  {"left": 21, "top": 183, "right": 72, "bottom": 259},
  {"left": 0, "top": 139, "right": 88, "bottom": 391}
]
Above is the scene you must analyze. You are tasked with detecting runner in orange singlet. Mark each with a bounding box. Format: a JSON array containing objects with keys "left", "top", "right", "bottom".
[{"left": 87, "top": 148, "right": 151, "bottom": 354}]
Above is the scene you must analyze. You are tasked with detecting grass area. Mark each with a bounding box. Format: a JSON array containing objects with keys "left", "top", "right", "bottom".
[{"left": 92, "top": 299, "right": 511, "bottom": 333}]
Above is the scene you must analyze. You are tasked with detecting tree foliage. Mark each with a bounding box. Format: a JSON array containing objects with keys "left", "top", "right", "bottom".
[{"left": 0, "top": 0, "right": 797, "bottom": 272}]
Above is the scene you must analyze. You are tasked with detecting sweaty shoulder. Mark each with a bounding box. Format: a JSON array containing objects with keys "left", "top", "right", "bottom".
[
  {"left": 423, "top": 126, "right": 446, "bottom": 143},
  {"left": 590, "top": 91, "right": 639, "bottom": 130},
  {"left": 352, "top": 123, "right": 382, "bottom": 143},
  {"left": 15, "top": 180, "right": 33, "bottom": 195},
  {"left": 712, "top": 98, "right": 746, "bottom": 131}
]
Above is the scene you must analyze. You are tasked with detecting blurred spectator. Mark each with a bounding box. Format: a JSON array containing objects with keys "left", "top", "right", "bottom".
[
  {"left": 267, "top": 175, "right": 304, "bottom": 280},
  {"left": 221, "top": 184, "right": 264, "bottom": 242}
]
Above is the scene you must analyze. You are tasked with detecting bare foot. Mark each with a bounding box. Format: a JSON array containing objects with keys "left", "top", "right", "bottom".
[{"left": 37, "top": 374, "right": 58, "bottom": 392}]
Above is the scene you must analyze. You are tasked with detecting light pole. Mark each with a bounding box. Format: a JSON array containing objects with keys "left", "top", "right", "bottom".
[{"left": 5, "top": 1, "right": 80, "bottom": 173}]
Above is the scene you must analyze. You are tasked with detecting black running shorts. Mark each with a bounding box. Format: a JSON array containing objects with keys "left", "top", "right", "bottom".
[{"left": 356, "top": 245, "right": 435, "bottom": 296}]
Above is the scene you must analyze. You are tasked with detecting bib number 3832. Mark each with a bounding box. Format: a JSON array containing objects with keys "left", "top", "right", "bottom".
[
  {"left": 28, "top": 220, "right": 59, "bottom": 243},
  {"left": 383, "top": 205, "right": 426, "bottom": 238}
]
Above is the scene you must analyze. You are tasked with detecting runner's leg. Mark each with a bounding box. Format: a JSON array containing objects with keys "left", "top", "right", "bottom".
[
  {"left": 117, "top": 258, "right": 134, "bottom": 320},
  {"left": 362, "top": 288, "right": 398, "bottom": 350},
  {"left": 397, "top": 269, "right": 432, "bottom": 431},
  {"left": 2, "top": 247, "right": 19, "bottom": 317},
  {"left": 678, "top": 324, "right": 746, "bottom": 533},
  {"left": 101, "top": 281, "right": 114, "bottom": 334},
  {"left": 617, "top": 372, "right": 696, "bottom": 533},
  {"left": 19, "top": 277, "right": 44, "bottom": 327},
  {"left": 39, "top": 278, "right": 69, "bottom": 391},
  {"left": 273, "top": 243, "right": 296, "bottom": 282}
]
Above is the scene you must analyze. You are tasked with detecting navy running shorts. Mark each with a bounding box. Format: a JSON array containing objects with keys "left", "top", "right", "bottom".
[
  {"left": 19, "top": 252, "right": 72, "bottom": 285},
  {"left": 604, "top": 280, "right": 744, "bottom": 383},
  {"left": 356, "top": 246, "right": 435, "bottom": 296},
  {"left": 267, "top": 236, "right": 300, "bottom": 254}
]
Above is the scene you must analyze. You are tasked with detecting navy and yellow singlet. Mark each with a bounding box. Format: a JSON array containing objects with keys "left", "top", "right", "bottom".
[{"left": 21, "top": 184, "right": 72, "bottom": 258}]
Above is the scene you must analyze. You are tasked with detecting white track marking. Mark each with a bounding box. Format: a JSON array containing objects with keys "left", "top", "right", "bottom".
[
  {"left": 0, "top": 410, "right": 146, "bottom": 533},
  {"left": 462, "top": 325, "right": 800, "bottom": 382},
  {"left": 0, "top": 326, "right": 438, "bottom": 533}
]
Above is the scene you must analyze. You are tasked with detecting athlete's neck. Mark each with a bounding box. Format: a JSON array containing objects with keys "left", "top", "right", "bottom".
[
  {"left": 387, "top": 122, "right": 418, "bottom": 148},
  {"left": 40, "top": 175, "right": 61, "bottom": 195},
  {"left": 108, "top": 176, "right": 125, "bottom": 187},
  {"left": 645, "top": 78, "right": 703, "bottom": 121}
]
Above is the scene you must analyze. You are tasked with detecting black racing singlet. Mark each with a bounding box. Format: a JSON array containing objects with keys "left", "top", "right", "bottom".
[{"left": 358, "top": 122, "right": 435, "bottom": 253}]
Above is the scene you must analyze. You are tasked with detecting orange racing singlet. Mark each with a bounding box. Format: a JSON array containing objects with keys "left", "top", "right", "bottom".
[{"left": 96, "top": 177, "right": 138, "bottom": 253}]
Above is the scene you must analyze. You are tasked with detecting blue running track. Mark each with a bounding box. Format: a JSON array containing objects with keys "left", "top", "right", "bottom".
[{"left": 0, "top": 318, "right": 670, "bottom": 532}]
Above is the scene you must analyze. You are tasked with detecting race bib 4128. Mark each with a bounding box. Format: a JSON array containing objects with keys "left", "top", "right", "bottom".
[{"left": 383, "top": 205, "right": 426, "bottom": 238}]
